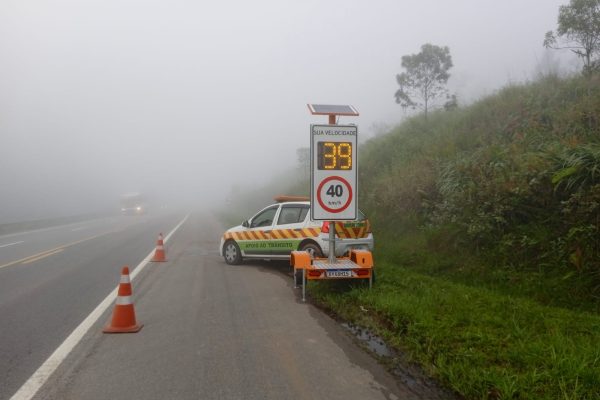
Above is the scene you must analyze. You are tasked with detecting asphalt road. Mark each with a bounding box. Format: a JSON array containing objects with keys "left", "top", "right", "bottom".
[
  {"left": 1, "top": 212, "right": 448, "bottom": 400},
  {"left": 0, "top": 212, "right": 185, "bottom": 400}
]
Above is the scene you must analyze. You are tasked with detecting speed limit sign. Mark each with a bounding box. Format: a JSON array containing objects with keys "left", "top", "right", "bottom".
[{"left": 310, "top": 125, "right": 358, "bottom": 220}]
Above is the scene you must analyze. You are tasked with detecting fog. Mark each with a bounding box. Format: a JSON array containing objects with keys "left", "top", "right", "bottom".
[{"left": 0, "top": 0, "right": 575, "bottom": 223}]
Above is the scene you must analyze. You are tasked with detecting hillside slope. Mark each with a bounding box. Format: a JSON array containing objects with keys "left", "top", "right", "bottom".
[{"left": 359, "top": 74, "right": 600, "bottom": 311}]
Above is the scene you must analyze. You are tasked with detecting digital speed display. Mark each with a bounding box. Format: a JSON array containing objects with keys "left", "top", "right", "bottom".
[{"left": 317, "top": 142, "right": 352, "bottom": 170}]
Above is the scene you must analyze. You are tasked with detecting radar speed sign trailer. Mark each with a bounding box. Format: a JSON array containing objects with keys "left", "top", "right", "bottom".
[{"left": 291, "top": 104, "right": 374, "bottom": 302}]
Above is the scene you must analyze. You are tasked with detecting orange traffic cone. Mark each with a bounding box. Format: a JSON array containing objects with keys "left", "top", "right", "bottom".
[
  {"left": 103, "top": 266, "right": 143, "bottom": 333},
  {"left": 151, "top": 233, "right": 166, "bottom": 262}
]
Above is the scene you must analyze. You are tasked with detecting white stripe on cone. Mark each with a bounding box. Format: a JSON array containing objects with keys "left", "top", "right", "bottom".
[{"left": 115, "top": 296, "right": 133, "bottom": 305}]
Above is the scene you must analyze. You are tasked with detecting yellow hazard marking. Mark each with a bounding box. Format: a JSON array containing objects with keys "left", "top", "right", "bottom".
[
  {"left": 0, "top": 230, "right": 120, "bottom": 270},
  {"left": 334, "top": 223, "right": 370, "bottom": 239},
  {"left": 21, "top": 248, "right": 64, "bottom": 264},
  {"left": 222, "top": 224, "right": 369, "bottom": 241},
  {"left": 224, "top": 230, "right": 270, "bottom": 241},
  {"left": 224, "top": 227, "right": 320, "bottom": 241}
]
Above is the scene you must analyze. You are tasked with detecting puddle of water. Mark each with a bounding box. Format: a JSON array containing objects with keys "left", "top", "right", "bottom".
[
  {"left": 342, "top": 322, "right": 457, "bottom": 399},
  {"left": 342, "top": 322, "right": 393, "bottom": 357}
]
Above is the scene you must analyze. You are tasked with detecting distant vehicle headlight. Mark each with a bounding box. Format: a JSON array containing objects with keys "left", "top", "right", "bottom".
[{"left": 136, "top": 206, "right": 142, "bottom": 211}]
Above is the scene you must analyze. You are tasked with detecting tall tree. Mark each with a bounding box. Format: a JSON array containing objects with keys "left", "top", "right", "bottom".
[
  {"left": 394, "top": 43, "right": 453, "bottom": 119},
  {"left": 544, "top": 0, "right": 600, "bottom": 75}
]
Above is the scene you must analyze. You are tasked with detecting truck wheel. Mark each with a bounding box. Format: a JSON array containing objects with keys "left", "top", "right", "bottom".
[
  {"left": 300, "top": 242, "right": 322, "bottom": 259},
  {"left": 223, "top": 240, "right": 242, "bottom": 265}
]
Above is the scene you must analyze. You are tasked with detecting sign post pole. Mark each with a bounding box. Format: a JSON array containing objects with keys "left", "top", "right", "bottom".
[
  {"left": 328, "top": 216, "right": 336, "bottom": 264},
  {"left": 327, "top": 114, "right": 337, "bottom": 265}
]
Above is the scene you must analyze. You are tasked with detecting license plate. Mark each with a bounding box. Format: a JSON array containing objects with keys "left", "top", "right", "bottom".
[{"left": 326, "top": 270, "right": 352, "bottom": 278}]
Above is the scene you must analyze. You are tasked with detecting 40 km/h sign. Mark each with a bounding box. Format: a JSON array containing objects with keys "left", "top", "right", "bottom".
[{"left": 310, "top": 125, "right": 358, "bottom": 220}]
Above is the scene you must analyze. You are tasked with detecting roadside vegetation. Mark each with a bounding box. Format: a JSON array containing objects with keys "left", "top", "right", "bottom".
[{"left": 361, "top": 73, "right": 600, "bottom": 313}]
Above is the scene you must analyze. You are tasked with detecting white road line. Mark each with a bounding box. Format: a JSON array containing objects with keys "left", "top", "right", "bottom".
[
  {"left": 0, "top": 241, "right": 24, "bottom": 248},
  {"left": 9, "top": 214, "right": 190, "bottom": 400}
]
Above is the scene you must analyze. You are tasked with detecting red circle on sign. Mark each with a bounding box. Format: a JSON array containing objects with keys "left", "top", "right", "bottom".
[{"left": 316, "top": 176, "right": 353, "bottom": 213}]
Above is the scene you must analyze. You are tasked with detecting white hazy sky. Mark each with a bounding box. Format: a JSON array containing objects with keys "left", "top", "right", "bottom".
[{"left": 0, "top": 0, "right": 576, "bottom": 222}]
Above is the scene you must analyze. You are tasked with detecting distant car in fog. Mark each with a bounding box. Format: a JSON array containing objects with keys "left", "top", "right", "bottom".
[{"left": 120, "top": 193, "right": 146, "bottom": 215}]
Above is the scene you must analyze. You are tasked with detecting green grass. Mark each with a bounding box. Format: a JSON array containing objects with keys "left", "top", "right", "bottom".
[
  {"left": 309, "top": 261, "right": 600, "bottom": 399},
  {"left": 374, "top": 230, "right": 600, "bottom": 314}
]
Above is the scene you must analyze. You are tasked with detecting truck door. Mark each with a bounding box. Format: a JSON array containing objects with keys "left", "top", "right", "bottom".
[
  {"left": 241, "top": 205, "right": 279, "bottom": 257},
  {"left": 270, "top": 204, "right": 310, "bottom": 256}
]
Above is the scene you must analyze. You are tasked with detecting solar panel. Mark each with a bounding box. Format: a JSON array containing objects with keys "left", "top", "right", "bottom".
[{"left": 307, "top": 104, "right": 359, "bottom": 116}]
